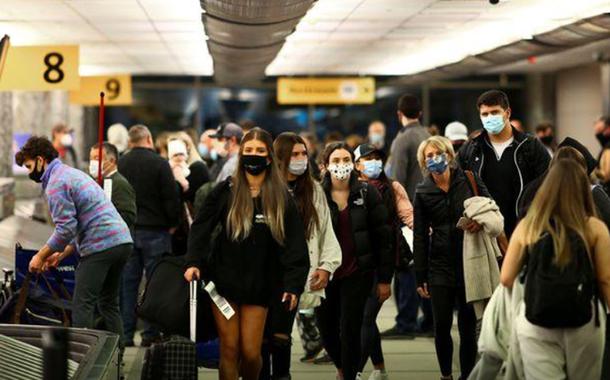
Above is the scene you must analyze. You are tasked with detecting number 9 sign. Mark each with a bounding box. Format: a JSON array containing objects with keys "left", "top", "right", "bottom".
[
  {"left": 69, "top": 75, "right": 132, "bottom": 106},
  {"left": 105, "top": 79, "right": 121, "bottom": 100}
]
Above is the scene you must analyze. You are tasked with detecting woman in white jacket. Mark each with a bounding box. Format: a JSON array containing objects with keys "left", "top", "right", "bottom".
[{"left": 258, "top": 132, "right": 342, "bottom": 380}]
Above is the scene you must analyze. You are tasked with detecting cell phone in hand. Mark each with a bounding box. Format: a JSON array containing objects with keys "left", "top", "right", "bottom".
[{"left": 456, "top": 217, "right": 471, "bottom": 230}]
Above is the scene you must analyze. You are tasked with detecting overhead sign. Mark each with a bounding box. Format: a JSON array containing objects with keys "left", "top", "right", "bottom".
[
  {"left": 0, "top": 45, "right": 79, "bottom": 91},
  {"left": 69, "top": 75, "right": 133, "bottom": 106},
  {"left": 277, "top": 77, "right": 375, "bottom": 105}
]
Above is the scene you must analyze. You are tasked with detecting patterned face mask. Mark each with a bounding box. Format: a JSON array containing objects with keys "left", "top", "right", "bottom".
[{"left": 328, "top": 162, "right": 354, "bottom": 181}]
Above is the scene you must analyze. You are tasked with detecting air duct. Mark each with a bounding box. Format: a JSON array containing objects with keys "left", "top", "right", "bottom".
[
  {"left": 396, "top": 13, "right": 610, "bottom": 86},
  {"left": 201, "top": 0, "right": 316, "bottom": 86}
]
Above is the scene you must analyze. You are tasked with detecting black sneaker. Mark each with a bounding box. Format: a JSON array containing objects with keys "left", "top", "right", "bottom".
[
  {"left": 313, "top": 352, "right": 333, "bottom": 365},
  {"left": 379, "top": 326, "right": 416, "bottom": 340},
  {"left": 300, "top": 345, "right": 324, "bottom": 363}
]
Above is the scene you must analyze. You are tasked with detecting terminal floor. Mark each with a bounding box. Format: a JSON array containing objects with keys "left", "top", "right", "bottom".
[{"left": 123, "top": 297, "right": 461, "bottom": 380}]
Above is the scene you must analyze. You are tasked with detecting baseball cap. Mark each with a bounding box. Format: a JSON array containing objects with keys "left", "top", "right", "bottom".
[
  {"left": 210, "top": 122, "right": 244, "bottom": 140},
  {"left": 444, "top": 121, "right": 468, "bottom": 141},
  {"left": 354, "top": 143, "right": 385, "bottom": 162}
]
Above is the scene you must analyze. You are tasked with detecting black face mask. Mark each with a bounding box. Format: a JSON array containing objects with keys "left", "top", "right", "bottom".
[
  {"left": 28, "top": 158, "right": 45, "bottom": 183},
  {"left": 242, "top": 155, "right": 269, "bottom": 176},
  {"left": 597, "top": 132, "right": 610, "bottom": 147},
  {"left": 540, "top": 136, "right": 553, "bottom": 145}
]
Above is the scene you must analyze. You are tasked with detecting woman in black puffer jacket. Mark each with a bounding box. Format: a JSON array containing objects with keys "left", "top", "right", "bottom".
[
  {"left": 317, "top": 142, "right": 392, "bottom": 380},
  {"left": 413, "top": 136, "right": 490, "bottom": 380}
]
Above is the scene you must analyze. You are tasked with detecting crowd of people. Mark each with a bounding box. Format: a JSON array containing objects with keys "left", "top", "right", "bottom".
[{"left": 14, "top": 89, "right": 610, "bottom": 380}]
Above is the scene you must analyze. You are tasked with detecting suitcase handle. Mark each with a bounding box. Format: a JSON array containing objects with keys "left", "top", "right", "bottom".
[{"left": 189, "top": 280, "right": 198, "bottom": 342}]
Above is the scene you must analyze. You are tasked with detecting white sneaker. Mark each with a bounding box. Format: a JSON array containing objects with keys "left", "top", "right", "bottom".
[{"left": 368, "top": 369, "right": 389, "bottom": 380}]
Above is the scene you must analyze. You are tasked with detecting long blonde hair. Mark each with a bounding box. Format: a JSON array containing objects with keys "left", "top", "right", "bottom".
[
  {"left": 227, "top": 128, "right": 288, "bottom": 244},
  {"left": 521, "top": 159, "right": 596, "bottom": 267}
]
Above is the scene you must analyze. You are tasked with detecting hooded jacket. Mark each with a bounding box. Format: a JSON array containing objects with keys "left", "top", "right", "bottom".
[
  {"left": 321, "top": 173, "right": 393, "bottom": 283},
  {"left": 462, "top": 196, "right": 503, "bottom": 318},
  {"left": 185, "top": 179, "right": 310, "bottom": 306},
  {"left": 414, "top": 167, "right": 490, "bottom": 287}
]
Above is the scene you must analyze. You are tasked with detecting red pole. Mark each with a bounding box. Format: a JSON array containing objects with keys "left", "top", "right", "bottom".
[{"left": 97, "top": 92, "right": 105, "bottom": 186}]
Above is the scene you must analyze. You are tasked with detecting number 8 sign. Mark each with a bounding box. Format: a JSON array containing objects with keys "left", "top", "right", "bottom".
[{"left": 0, "top": 45, "right": 79, "bottom": 91}]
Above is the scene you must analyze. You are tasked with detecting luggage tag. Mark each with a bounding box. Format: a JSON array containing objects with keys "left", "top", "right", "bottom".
[
  {"left": 103, "top": 179, "right": 113, "bottom": 201},
  {"left": 204, "top": 281, "right": 235, "bottom": 320}
]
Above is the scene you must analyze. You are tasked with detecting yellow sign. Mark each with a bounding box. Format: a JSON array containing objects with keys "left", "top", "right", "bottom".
[
  {"left": 277, "top": 77, "right": 375, "bottom": 105},
  {"left": 0, "top": 45, "right": 79, "bottom": 91},
  {"left": 69, "top": 75, "right": 133, "bottom": 106}
]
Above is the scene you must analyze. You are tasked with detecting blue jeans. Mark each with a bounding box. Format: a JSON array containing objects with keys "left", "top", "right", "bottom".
[
  {"left": 121, "top": 229, "right": 171, "bottom": 343},
  {"left": 394, "top": 269, "right": 433, "bottom": 333}
]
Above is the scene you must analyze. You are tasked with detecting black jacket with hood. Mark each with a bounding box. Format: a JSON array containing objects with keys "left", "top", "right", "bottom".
[
  {"left": 185, "top": 179, "right": 310, "bottom": 306},
  {"left": 321, "top": 173, "right": 393, "bottom": 284},
  {"left": 413, "top": 167, "right": 490, "bottom": 287}
]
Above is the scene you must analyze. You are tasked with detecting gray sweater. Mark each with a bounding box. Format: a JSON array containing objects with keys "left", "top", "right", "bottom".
[{"left": 388, "top": 122, "right": 430, "bottom": 200}]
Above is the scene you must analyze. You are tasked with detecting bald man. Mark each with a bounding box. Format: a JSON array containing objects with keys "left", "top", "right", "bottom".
[{"left": 368, "top": 121, "right": 388, "bottom": 154}]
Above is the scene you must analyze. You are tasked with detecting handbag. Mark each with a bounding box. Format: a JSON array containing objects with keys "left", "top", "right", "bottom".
[{"left": 464, "top": 170, "right": 508, "bottom": 256}]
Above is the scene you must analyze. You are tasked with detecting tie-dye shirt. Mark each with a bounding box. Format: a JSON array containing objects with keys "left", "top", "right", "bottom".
[{"left": 42, "top": 159, "right": 133, "bottom": 256}]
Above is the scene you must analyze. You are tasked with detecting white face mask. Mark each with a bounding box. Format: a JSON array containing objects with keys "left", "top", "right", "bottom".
[
  {"left": 288, "top": 159, "right": 308, "bottom": 176},
  {"left": 328, "top": 162, "right": 353, "bottom": 181},
  {"left": 89, "top": 160, "right": 100, "bottom": 178},
  {"left": 61, "top": 134, "right": 73, "bottom": 147}
]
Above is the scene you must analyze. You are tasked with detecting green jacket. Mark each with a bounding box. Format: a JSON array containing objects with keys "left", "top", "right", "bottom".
[{"left": 109, "top": 171, "right": 137, "bottom": 231}]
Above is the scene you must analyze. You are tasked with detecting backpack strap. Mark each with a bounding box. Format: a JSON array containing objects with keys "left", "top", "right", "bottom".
[
  {"left": 464, "top": 170, "right": 479, "bottom": 197},
  {"left": 12, "top": 272, "right": 32, "bottom": 324}
]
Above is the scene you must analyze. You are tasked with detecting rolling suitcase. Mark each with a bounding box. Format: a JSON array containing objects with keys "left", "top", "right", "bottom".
[{"left": 140, "top": 281, "right": 199, "bottom": 380}]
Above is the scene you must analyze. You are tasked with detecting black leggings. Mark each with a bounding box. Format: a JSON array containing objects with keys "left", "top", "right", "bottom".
[
  {"left": 360, "top": 280, "right": 384, "bottom": 370},
  {"left": 316, "top": 273, "right": 373, "bottom": 380},
  {"left": 430, "top": 286, "right": 477, "bottom": 378}
]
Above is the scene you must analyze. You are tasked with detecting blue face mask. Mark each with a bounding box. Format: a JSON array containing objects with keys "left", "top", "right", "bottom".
[
  {"left": 369, "top": 133, "right": 385, "bottom": 147},
  {"left": 426, "top": 154, "right": 448, "bottom": 175},
  {"left": 198, "top": 143, "right": 208, "bottom": 157},
  {"left": 199, "top": 143, "right": 218, "bottom": 161},
  {"left": 362, "top": 159, "right": 383, "bottom": 179},
  {"left": 481, "top": 114, "right": 506, "bottom": 135}
]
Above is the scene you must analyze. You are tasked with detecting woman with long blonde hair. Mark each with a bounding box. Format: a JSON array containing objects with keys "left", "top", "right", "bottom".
[
  {"left": 184, "top": 128, "right": 309, "bottom": 380},
  {"left": 501, "top": 159, "right": 610, "bottom": 380}
]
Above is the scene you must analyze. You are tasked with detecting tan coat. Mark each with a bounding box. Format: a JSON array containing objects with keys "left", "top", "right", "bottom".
[{"left": 462, "top": 196, "right": 503, "bottom": 318}]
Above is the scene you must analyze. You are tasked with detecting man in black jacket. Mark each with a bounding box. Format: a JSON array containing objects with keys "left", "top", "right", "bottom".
[
  {"left": 118, "top": 124, "right": 181, "bottom": 347},
  {"left": 457, "top": 90, "right": 550, "bottom": 238}
]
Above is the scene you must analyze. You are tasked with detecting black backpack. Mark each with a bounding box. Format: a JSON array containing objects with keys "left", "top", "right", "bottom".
[{"left": 523, "top": 230, "right": 598, "bottom": 328}]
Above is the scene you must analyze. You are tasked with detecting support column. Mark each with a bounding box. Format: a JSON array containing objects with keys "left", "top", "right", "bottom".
[
  {"left": 525, "top": 73, "right": 556, "bottom": 131},
  {"left": 308, "top": 104, "right": 316, "bottom": 135},
  {"left": 0, "top": 92, "right": 13, "bottom": 177},
  {"left": 422, "top": 84, "right": 431, "bottom": 127},
  {"left": 601, "top": 62, "right": 610, "bottom": 116}
]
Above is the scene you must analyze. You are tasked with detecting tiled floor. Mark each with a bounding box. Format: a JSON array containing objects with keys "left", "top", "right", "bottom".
[{"left": 123, "top": 298, "right": 460, "bottom": 380}]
